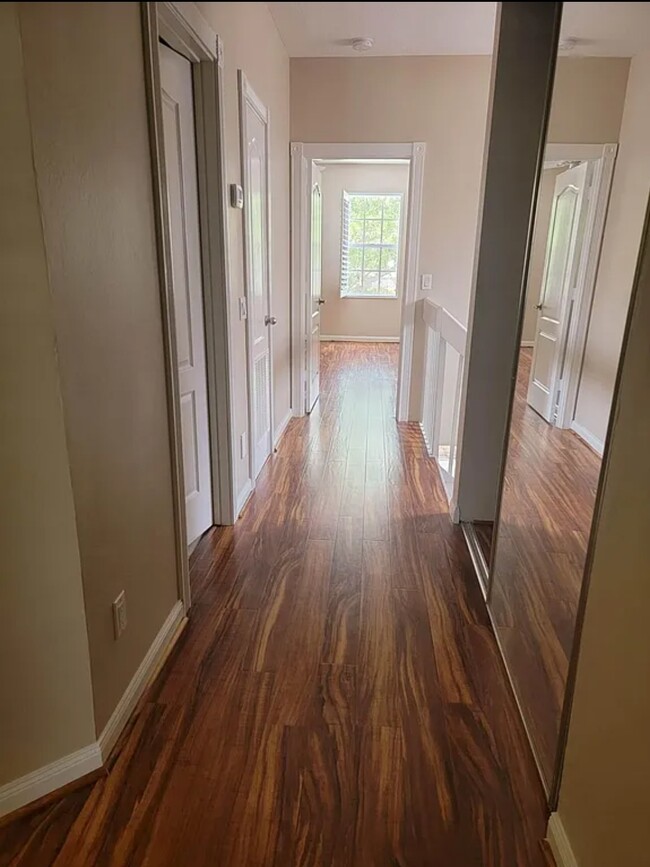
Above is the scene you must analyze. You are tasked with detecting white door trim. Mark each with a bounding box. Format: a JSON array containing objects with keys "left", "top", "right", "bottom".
[
  {"left": 238, "top": 70, "right": 275, "bottom": 484},
  {"left": 142, "top": 2, "right": 237, "bottom": 612},
  {"left": 290, "top": 141, "right": 426, "bottom": 421},
  {"left": 555, "top": 143, "right": 618, "bottom": 429}
]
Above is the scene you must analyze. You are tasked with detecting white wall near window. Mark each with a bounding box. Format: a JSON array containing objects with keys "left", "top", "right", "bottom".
[{"left": 320, "top": 162, "right": 409, "bottom": 340}]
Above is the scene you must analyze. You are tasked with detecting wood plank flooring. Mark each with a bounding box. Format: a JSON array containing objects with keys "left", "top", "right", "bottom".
[
  {"left": 489, "top": 348, "right": 601, "bottom": 786},
  {"left": 1, "top": 342, "right": 549, "bottom": 866}
]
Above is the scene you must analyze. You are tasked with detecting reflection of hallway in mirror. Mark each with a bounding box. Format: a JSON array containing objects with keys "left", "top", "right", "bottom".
[{"left": 490, "top": 348, "right": 601, "bottom": 784}]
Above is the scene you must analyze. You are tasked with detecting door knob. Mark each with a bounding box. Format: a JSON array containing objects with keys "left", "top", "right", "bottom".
[
  {"left": 265, "top": 315, "right": 277, "bottom": 326},
  {"left": 318, "top": 298, "right": 326, "bottom": 305},
  {"left": 535, "top": 303, "right": 543, "bottom": 310}
]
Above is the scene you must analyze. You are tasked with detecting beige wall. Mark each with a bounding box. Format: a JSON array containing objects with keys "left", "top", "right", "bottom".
[
  {"left": 547, "top": 57, "right": 630, "bottom": 143},
  {"left": 320, "top": 163, "right": 409, "bottom": 339},
  {"left": 19, "top": 2, "right": 179, "bottom": 732},
  {"left": 553, "top": 195, "right": 650, "bottom": 867},
  {"left": 574, "top": 52, "right": 650, "bottom": 445},
  {"left": 291, "top": 55, "right": 492, "bottom": 333},
  {"left": 291, "top": 56, "right": 629, "bottom": 418},
  {"left": 521, "top": 167, "right": 563, "bottom": 344},
  {"left": 291, "top": 55, "right": 492, "bottom": 418},
  {"left": 0, "top": 3, "right": 95, "bottom": 785},
  {"left": 196, "top": 1, "right": 291, "bottom": 486}
]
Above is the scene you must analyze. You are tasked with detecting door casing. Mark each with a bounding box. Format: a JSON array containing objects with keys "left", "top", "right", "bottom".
[
  {"left": 307, "top": 165, "right": 323, "bottom": 412},
  {"left": 142, "top": 2, "right": 238, "bottom": 612}
]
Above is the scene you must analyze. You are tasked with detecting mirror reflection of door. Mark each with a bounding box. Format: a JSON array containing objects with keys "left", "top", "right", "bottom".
[
  {"left": 308, "top": 173, "right": 323, "bottom": 412},
  {"left": 528, "top": 162, "right": 588, "bottom": 423}
]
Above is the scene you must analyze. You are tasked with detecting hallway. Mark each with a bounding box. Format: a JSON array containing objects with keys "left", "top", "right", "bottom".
[{"left": 2, "top": 343, "right": 548, "bottom": 866}]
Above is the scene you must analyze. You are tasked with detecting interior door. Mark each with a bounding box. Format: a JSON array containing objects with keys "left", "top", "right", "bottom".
[
  {"left": 242, "top": 86, "right": 273, "bottom": 479},
  {"left": 160, "top": 42, "right": 213, "bottom": 544},
  {"left": 307, "top": 165, "right": 323, "bottom": 412},
  {"left": 527, "top": 162, "right": 588, "bottom": 422}
]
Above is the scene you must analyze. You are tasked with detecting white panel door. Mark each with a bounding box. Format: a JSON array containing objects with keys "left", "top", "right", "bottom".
[
  {"left": 160, "top": 42, "right": 212, "bottom": 543},
  {"left": 242, "top": 87, "right": 273, "bottom": 479},
  {"left": 307, "top": 165, "right": 323, "bottom": 412},
  {"left": 528, "top": 162, "right": 588, "bottom": 422}
]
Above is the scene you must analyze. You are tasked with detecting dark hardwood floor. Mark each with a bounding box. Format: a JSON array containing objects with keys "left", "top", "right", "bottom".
[
  {"left": 490, "top": 348, "right": 601, "bottom": 786},
  {"left": 1, "top": 342, "right": 549, "bottom": 866}
]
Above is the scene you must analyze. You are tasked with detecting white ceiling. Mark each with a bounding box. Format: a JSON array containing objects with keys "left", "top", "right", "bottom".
[{"left": 268, "top": 2, "right": 650, "bottom": 58}]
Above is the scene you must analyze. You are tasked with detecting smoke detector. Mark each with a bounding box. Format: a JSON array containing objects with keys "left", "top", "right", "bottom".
[{"left": 352, "top": 37, "right": 374, "bottom": 52}]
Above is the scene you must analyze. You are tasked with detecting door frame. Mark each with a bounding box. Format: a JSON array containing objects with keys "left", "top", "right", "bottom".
[
  {"left": 534, "top": 143, "right": 618, "bottom": 436},
  {"left": 307, "top": 167, "right": 323, "bottom": 412},
  {"left": 142, "top": 2, "right": 238, "bottom": 612},
  {"left": 290, "top": 142, "right": 426, "bottom": 421},
  {"left": 238, "top": 70, "right": 275, "bottom": 484}
]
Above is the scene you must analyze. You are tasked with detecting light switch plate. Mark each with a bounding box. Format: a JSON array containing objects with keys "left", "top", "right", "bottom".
[{"left": 421, "top": 273, "right": 433, "bottom": 292}]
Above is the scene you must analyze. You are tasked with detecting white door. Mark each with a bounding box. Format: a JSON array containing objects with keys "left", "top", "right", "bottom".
[
  {"left": 241, "top": 80, "right": 273, "bottom": 479},
  {"left": 528, "top": 162, "right": 588, "bottom": 422},
  {"left": 307, "top": 165, "right": 323, "bottom": 412},
  {"left": 160, "top": 42, "right": 213, "bottom": 543}
]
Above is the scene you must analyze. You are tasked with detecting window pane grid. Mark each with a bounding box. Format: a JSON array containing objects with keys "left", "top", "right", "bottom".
[{"left": 341, "top": 193, "right": 402, "bottom": 297}]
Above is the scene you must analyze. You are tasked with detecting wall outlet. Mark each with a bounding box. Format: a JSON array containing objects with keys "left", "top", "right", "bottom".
[
  {"left": 239, "top": 296, "right": 248, "bottom": 320},
  {"left": 240, "top": 432, "right": 248, "bottom": 459},
  {"left": 421, "top": 273, "right": 433, "bottom": 292},
  {"left": 112, "top": 591, "right": 127, "bottom": 639}
]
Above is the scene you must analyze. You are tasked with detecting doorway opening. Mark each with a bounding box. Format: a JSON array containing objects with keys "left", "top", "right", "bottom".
[
  {"left": 291, "top": 143, "right": 426, "bottom": 421},
  {"left": 306, "top": 158, "right": 410, "bottom": 411}
]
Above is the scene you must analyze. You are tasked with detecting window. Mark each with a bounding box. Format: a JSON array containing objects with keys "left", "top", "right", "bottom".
[{"left": 340, "top": 192, "right": 402, "bottom": 298}]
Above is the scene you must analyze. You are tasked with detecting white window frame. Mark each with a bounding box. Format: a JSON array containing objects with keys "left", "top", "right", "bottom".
[{"left": 340, "top": 191, "right": 404, "bottom": 299}]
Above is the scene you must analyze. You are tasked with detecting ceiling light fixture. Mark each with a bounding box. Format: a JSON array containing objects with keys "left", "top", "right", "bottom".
[{"left": 351, "top": 36, "right": 374, "bottom": 52}]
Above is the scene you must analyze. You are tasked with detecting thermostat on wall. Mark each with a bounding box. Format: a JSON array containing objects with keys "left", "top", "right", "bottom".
[{"left": 230, "top": 183, "right": 244, "bottom": 209}]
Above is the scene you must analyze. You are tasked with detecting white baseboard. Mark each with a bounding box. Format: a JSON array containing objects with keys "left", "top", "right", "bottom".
[
  {"left": 547, "top": 813, "right": 578, "bottom": 867},
  {"left": 0, "top": 599, "right": 184, "bottom": 820},
  {"left": 273, "top": 409, "right": 293, "bottom": 448},
  {"left": 236, "top": 479, "right": 253, "bottom": 518},
  {"left": 98, "top": 599, "right": 184, "bottom": 761},
  {"left": 520, "top": 340, "right": 535, "bottom": 348},
  {"left": 570, "top": 420, "right": 605, "bottom": 456},
  {"left": 0, "top": 743, "right": 102, "bottom": 819},
  {"left": 320, "top": 334, "right": 400, "bottom": 343}
]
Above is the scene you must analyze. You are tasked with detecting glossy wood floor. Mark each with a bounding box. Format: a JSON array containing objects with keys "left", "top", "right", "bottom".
[
  {"left": 490, "top": 348, "right": 601, "bottom": 785},
  {"left": 1, "top": 343, "right": 548, "bottom": 866}
]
